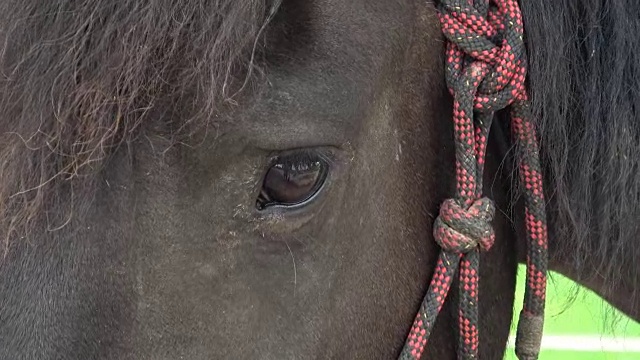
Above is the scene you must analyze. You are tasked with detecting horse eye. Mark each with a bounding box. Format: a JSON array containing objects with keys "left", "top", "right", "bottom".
[{"left": 256, "top": 153, "right": 328, "bottom": 210}]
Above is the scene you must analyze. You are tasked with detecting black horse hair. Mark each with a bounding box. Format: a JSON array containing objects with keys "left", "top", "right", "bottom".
[{"left": 523, "top": 0, "right": 640, "bottom": 304}]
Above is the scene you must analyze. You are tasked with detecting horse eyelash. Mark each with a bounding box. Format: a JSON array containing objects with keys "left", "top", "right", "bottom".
[{"left": 270, "top": 149, "right": 333, "bottom": 174}]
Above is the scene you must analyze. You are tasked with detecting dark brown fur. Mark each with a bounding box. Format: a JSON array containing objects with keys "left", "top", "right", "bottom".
[{"left": 0, "top": 0, "right": 638, "bottom": 359}]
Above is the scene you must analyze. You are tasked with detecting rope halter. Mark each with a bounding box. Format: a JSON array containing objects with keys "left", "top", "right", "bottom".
[{"left": 399, "top": 1, "right": 549, "bottom": 359}]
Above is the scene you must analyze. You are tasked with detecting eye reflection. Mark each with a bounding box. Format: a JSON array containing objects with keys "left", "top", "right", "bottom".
[{"left": 256, "top": 152, "right": 328, "bottom": 210}]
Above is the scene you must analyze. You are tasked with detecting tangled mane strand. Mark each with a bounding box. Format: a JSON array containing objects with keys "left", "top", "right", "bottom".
[
  {"left": 0, "top": 0, "right": 278, "bottom": 252},
  {"left": 522, "top": 0, "right": 640, "bottom": 302}
]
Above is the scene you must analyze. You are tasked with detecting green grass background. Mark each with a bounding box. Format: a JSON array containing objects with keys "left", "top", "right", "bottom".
[{"left": 504, "top": 265, "right": 640, "bottom": 359}]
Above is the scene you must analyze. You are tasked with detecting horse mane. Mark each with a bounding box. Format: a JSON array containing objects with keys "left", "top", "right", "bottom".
[
  {"left": 0, "top": 0, "right": 277, "bottom": 252},
  {"left": 522, "top": 0, "right": 640, "bottom": 301}
]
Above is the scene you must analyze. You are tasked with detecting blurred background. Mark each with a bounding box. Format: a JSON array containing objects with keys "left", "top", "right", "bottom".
[{"left": 504, "top": 266, "right": 640, "bottom": 360}]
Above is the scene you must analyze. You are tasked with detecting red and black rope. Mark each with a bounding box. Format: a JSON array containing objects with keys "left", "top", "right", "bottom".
[{"left": 399, "top": 1, "right": 548, "bottom": 359}]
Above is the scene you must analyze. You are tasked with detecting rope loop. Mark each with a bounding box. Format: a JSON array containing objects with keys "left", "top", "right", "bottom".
[
  {"left": 439, "top": 0, "right": 528, "bottom": 113},
  {"left": 433, "top": 197, "right": 496, "bottom": 253}
]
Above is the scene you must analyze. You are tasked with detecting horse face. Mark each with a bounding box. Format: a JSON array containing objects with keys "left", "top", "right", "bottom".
[
  {"left": 125, "top": 2, "right": 451, "bottom": 358},
  {"left": 0, "top": 1, "right": 518, "bottom": 359}
]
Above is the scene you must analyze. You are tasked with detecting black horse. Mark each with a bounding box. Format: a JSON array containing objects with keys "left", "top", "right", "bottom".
[{"left": 0, "top": 0, "right": 638, "bottom": 359}]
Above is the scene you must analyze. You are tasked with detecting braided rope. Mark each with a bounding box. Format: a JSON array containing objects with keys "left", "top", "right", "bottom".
[{"left": 399, "top": 1, "right": 548, "bottom": 359}]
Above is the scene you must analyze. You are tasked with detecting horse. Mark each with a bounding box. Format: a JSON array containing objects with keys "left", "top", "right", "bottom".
[{"left": 0, "top": 0, "right": 638, "bottom": 359}]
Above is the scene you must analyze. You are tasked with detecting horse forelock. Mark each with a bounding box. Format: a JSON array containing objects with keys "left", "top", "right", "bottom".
[
  {"left": 523, "top": 0, "right": 640, "bottom": 302},
  {"left": 0, "top": 0, "right": 277, "bottom": 253}
]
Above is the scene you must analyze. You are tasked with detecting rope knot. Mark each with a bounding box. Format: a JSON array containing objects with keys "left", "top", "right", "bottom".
[
  {"left": 439, "top": 0, "right": 528, "bottom": 112},
  {"left": 433, "top": 198, "right": 496, "bottom": 253},
  {"left": 400, "top": 2, "right": 548, "bottom": 359}
]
